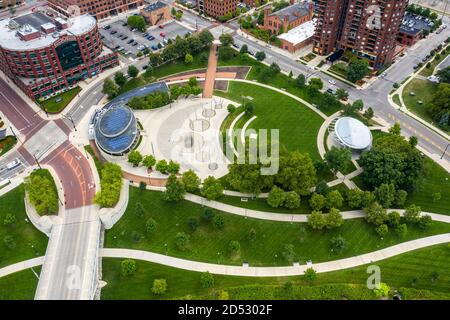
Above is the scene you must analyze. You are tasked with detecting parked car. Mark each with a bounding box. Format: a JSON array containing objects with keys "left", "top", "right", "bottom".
[
  {"left": 326, "top": 88, "right": 335, "bottom": 95},
  {"left": 160, "top": 32, "right": 165, "bottom": 37},
  {"left": 148, "top": 35, "right": 155, "bottom": 40},
  {"left": 328, "top": 79, "right": 336, "bottom": 85},
  {"left": 132, "top": 42, "right": 138, "bottom": 46},
  {"left": 103, "top": 25, "right": 111, "bottom": 30},
  {"left": 122, "top": 22, "right": 127, "bottom": 26},
  {"left": 151, "top": 45, "right": 158, "bottom": 50},
  {"left": 110, "top": 30, "right": 117, "bottom": 34},
  {"left": 127, "top": 39, "right": 134, "bottom": 44},
  {"left": 122, "top": 35, "right": 128, "bottom": 40},
  {"left": 6, "top": 159, "right": 21, "bottom": 170},
  {"left": 159, "top": 25, "right": 164, "bottom": 29},
  {"left": 142, "top": 65, "right": 148, "bottom": 70}
]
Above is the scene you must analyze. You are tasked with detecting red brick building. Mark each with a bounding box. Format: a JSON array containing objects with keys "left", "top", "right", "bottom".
[
  {"left": 0, "top": 11, "right": 119, "bottom": 100},
  {"left": 47, "top": 0, "right": 144, "bottom": 20},
  {"left": 197, "top": 0, "right": 238, "bottom": 20},
  {"left": 313, "top": 0, "right": 409, "bottom": 68},
  {"left": 263, "top": 0, "right": 314, "bottom": 35}
]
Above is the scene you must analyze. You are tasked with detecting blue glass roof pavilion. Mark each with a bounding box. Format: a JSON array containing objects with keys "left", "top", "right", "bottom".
[{"left": 94, "top": 105, "right": 139, "bottom": 155}]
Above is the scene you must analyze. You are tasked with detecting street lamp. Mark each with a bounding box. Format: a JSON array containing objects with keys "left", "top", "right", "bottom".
[
  {"left": 33, "top": 149, "right": 42, "bottom": 169},
  {"left": 63, "top": 114, "right": 77, "bottom": 131},
  {"left": 441, "top": 143, "right": 449, "bottom": 160}
]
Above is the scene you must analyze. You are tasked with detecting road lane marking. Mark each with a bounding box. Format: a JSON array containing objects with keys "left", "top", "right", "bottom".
[{"left": 0, "top": 92, "right": 31, "bottom": 125}]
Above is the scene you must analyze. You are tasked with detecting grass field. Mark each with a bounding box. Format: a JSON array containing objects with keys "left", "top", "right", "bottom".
[
  {"left": 402, "top": 78, "right": 439, "bottom": 128},
  {"left": 328, "top": 63, "right": 349, "bottom": 79},
  {"left": 40, "top": 87, "right": 81, "bottom": 114},
  {"left": 0, "top": 186, "right": 48, "bottom": 268},
  {"left": 0, "top": 267, "right": 40, "bottom": 300},
  {"left": 101, "top": 243, "right": 450, "bottom": 300},
  {"left": 419, "top": 45, "right": 450, "bottom": 77},
  {"left": 104, "top": 187, "right": 450, "bottom": 267},
  {"left": 215, "top": 81, "right": 324, "bottom": 160}
]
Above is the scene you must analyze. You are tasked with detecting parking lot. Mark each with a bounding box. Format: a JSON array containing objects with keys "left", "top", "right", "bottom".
[{"left": 99, "top": 19, "right": 194, "bottom": 59}]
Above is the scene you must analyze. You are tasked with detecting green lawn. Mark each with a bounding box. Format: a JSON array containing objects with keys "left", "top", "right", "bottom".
[
  {"left": 0, "top": 267, "right": 40, "bottom": 300},
  {"left": 29, "top": 169, "right": 59, "bottom": 215},
  {"left": 101, "top": 244, "right": 450, "bottom": 300},
  {"left": 40, "top": 87, "right": 81, "bottom": 114},
  {"left": 420, "top": 45, "right": 450, "bottom": 77},
  {"left": 392, "top": 93, "right": 401, "bottom": 107},
  {"left": 328, "top": 63, "right": 348, "bottom": 78},
  {"left": 0, "top": 186, "right": 48, "bottom": 268},
  {"left": 406, "top": 157, "right": 450, "bottom": 215},
  {"left": 0, "top": 136, "right": 17, "bottom": 157},
  {"left": 215, "top": 81, "right": 324, "bottom": 160},
  {"left": 104, "top": 187, "right": 450, "bottom": 267},
  {"left": 402, "top": 78, "right": 439, "bottom": 128}
]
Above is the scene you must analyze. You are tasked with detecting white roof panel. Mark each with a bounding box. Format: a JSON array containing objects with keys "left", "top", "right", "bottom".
[{"left": 335, "top": 117, "right": 372, "bottom": 150}]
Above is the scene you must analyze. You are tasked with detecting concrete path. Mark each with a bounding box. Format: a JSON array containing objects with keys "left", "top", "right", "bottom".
[
  {"left": 0, "top": 257, "right": 44, "bottom": 278},
  {"left": 184, "top": 193, "right": 450, "bottom": 223},
  {"left": 203, "top": 44, "right": 218, "bottom": 98},
  {"left": 100, "top": 233, "right": 450, "bottom": 277}
]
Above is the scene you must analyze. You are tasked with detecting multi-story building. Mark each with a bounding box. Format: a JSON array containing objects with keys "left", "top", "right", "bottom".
[
  {"left": 47, "top": 0, "right": 144, "bottom": 20},
  {"left": 197, "top": 0, "right": 238, "bottom": 20},
  {"left": 0, "top": 10, "right": 119, "bottom": 100},
  {"left": 140, "top": 1, "right": 171, "bottom": 26},
  {"left": 263, "top": 0, "right": 314, "bottom": 35},
  {"left": 313, "top": 0, "right": 409, "bottom": 68}
]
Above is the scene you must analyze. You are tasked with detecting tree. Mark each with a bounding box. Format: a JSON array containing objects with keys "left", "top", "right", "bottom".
[
  {"left": 284, "top": 191, "right": 300, "bottom": 209},
  {"left": 227, "top": 104, "right": 236, "bottom": 113},
  {"left": 142, "top": 155, "right": 156, "bottom": 169},
  {"left": 218, "top": 290, "right": 229, "bottom": 300},
  {"left": 374, "top": 283, "right": 390, "bottom": 298},
  {"left": 394, "top": 189, "right": 407, "bottom": 207},
  {"left": 3, "top": 235, "right": 15, "bottom": 249},
  {"left": 376, "top": 224, "right": 389, "bottom": 237},
  {"left": 184, "top": 53, "right": 193, "bottom": 64},
  {"left": 134, "top": 202, "right": 145, "bottom": 218},
  {"left": 127, "top": 65, "right": 139, "bottom": 78},
  {"left": 240, "top": 44, "right": 248, "bottom": 54},
  {"left": 267, "top": 186, "right": 285, "bottom": 208},
  {"left": 255, "top": 51, "right": 266, "bottom": 61},
  {"left": 127, "top": 150, "right": 143, "bottom": 167},
  {"left": 244, "top": 102, "right": 254, "bottom": 116},
  {"left": 309, "top": 193, "right": 326, "bottom": 211},
  {"left": 202, "top": 208, "right": 215, "bottom": 222},
  {"left": 248, "top": 228, "right": 257, "bottom": 242},
  {"left": 304, "top": 268, "right": 317, "bottom": 282},
  {"left": 374, "top": 183, "right": 396, "bottom": 208},
  {"left": 315, "top": 180, "right": 329, "bottom": 195},
  {"left": 24, "top": 173, "right": 59, "bottom": 215},
  {"left": 389, "top": 122, "right": 401, "bottom": 135},
  {"left": 93, "top": 163, "right": 122, "bottom": 208},
  {"left": 175, "top": 232, "right": 190, "bottom": 250},
  {"left": 386, "top": 211, "right": 401, "bottom": 227},
  {"left": 359, "top": 133, "right": 423, "bottom": 190},
  {"left": 364, "top": 107, "right": 374, "bottom": 120},
  {"left": 181, "top": 170, "right": 200, "bottom": 192},
  {"left": 336, "top": 88, "right": 349, "bottom": 100},
  {"left": 121, "top": 259, "right": 137, "bottom": 276},
  {"left": 432, "top": 192, "right": 441, "bottom": 202},
  {"left": 308, "top": 78, "right": 323, "bottom": 91},
  {"left": 429, "top": 84, "right": 450, "bottom": 129},
  {"left": 219, "top": 33, "right": 234, "bottom": 46},
  {"left": 212, "top": 214, "right": 225, "bottom": 230},
  {"left": 282, "top": 244, "right": 296, "bottom": 262},
  {"left": 3, "top": 213, "right": 16, "bottom": 226},
  {"left": 437, "top": 67, "right": 450, "bottom": 84},
  {"left": 152, "top": 279, "right": 168, "bottom": 295},
  {"left": 200, "top": 272, "right": 214, "bottom": 288},
  {"left": 365, "top": 202, "right": 387, "bottom": 226},
  {"left": 163, "top": 174, "right": 185, "bottom": 202},
  {"left": 201, "top": 176, "right": 223, "bottom": 200},
  {"left": 325, "top": 208, "right": 343, "bottom": 229},
  {"left": 395, "top": 223, "right": 408, "bottom": 238},
  {"left": 308, "top": 211, "right": 326, "bottom": 230},
  {"left": 408, "top": 136, "right": 418, "bottom": 147},
  {"left": 167, "top": 160, "right": 180, "bottom": 174},
  {"left": 347, "top": 58, "right": 370, "bottom": 83},
  {"left": 324, "top": 147, "right": 352, "bottom": 173},
  {"left": 346, "top": 189, "right": 363, "bottom": 209},
  {"left": 146, "top": 217, "right": 157, "bottom": 234},
  {"left": 269, "top": 62, "right": 281, "bottom": 75},
  {"left": 403, "top": 204, "right": 421, "bottom": 224},
  {"left": 114, "top": 72, "right": 126, "bottom": 87},
  {"left": 417, "top": 215, "right": 432, "bottom": 230},
  {"left": 330, "top": 235, "right": 347, "bottom": 253},
  {"left": 198, "top": 30, "right": 214, "bottom": 47},
  {"left": 102, "top": 78, "right": 119, "bottom": 99},
  {"left": 187, "top": 217, "right": 199, "bottom": 231},
  {"left": 326, "top": 190, "right": 344, "bottom": 209},
  {"left": 276, "top": 151, "right": 317, "bottom": 196},
  {"left": 127, "top": 15, "right": 146, "bottom": 32},
  {"left": 361, "top": 191, "right": 376, "bottom": 207},
  {"left": 228, "top": 240, "right": 241, "bottom": 255},
  {"left": 148, "top": 53, "right": 162, "bottom": 67},
  {"left": 156, "top": 160, "right": 168, "bottom": 173},
  {"left": 295, "top": 74, "right": 306, "bottom": 88}
]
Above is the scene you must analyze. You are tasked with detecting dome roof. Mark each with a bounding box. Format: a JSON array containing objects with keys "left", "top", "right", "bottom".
[
  {"left": 335, "top": 117, "right": 372, "bottom": 150},
  {"left": 94, "top": 105, "right": 139, "bottom": 155}
]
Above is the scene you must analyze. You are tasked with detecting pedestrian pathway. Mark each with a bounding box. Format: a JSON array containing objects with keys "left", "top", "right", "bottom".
[
  {"left": 203, "top": 44, "right": 218, "bottom": 98},
  {"left": 99, "top": 232, "right": 450, "bottom": 277}
]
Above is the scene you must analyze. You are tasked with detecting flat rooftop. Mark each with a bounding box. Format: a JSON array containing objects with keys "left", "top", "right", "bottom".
[
  {"left": 0, "top": 12, "right": 97, "bottom": 51},
  {"left": 278, "top": 19, "right": 315, "bottom": 46},
  {"left": 143, "top": 1, "right": 168, "bottom": 12}
]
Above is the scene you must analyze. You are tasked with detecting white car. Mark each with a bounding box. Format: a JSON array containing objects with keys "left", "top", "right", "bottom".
[
  {"left": 328, "top": 79, "right": 336, "bottom": 85},
  {"left": 6, "top": 159, "right": 21, "bottom": 170}
]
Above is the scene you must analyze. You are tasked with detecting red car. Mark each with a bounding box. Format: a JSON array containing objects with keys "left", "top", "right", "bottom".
[
  {"left": 160, "top": 32, "right": 165, "bottom": 37},
  {"left": 159, "top": 25, "right": 164, "bottom": 29}
]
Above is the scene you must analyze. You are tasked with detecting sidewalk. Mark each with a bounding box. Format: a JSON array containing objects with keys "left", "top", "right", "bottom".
[{"left": 100, "top": 232, "right": 450, "bottom": 277}]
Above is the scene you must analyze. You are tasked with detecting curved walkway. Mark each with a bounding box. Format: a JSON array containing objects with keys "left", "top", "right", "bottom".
[
  {"left": 100, "top": 233, "right": 450, "bottom": 277},
  {"left": 185, "top": 192, "right": 450, "bottom": 224},
  {"left": 0, "top": 257, "right": 44, "bottom": 278}
]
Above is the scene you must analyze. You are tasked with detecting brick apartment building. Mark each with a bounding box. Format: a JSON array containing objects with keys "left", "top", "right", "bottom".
[
  {"left": 140, "top": 1, "right": 171, "bottom": 26},
  {"left": 47, "top": 0, "right": 144, "bottom": 20},
  {"left": 0, "top": 10, "right": 118, "bottom": 100},
  {"left": 197, "top": 0, "right": 238, "bottom": 20},
  {"left": 263, "top": 0, "right": 314, "bottom": 35},
  {"left": 313, "top": 0, "right": 409, "bottom": 68}
]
